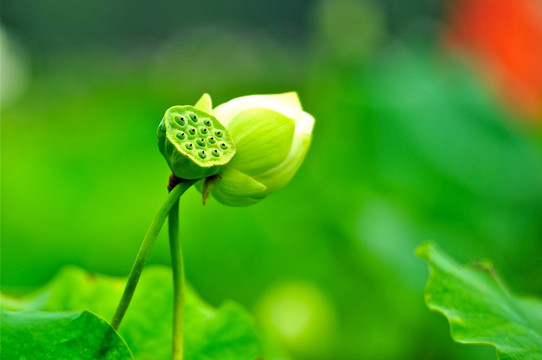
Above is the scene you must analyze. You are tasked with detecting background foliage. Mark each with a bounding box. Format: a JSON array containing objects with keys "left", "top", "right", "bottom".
[
  {"left": 2, "top": 266, "right": 263, "bottom": 360},
  {"left": 418, "top": 243, "right": 542, "bottom": 360},
  {"left": 2, "top": 0, "right": 542, "bottom": 359}
]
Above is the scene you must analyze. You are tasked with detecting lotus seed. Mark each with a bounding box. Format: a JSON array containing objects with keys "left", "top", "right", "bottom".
[
  {"left": 176, "top": 132, "right": 186, "bottom": 140},
  {"left": 200, "top": 127, "right": 208, "bottom": 135},
  {"left": 215, "top": 130, "right": 223, "bottom": 138},
  {"left": 198, "top": 150, "right": 207, "bottom": 159},
  {"left": 189, "top": 128, "right": 196, "bottom": 135},
  {"left": 220, "top": 143, "right": 228, "bottom": 150},
  {"left": 190, "top": 113, "right": 198, "bottom": 122},
  {"left": 208, "top": 137, "right": 216, "bottom": 144},
  {"left": 211, "top": 149, "right": 220, "bottom": 157},
  {"left": 204, "top": 119, "right": 212, "bottom": 126},
  {"left": 175, "top": 116, "right": 185, "bottom": 126},
  {"left": 196, "top": 138, "right": 206, "bottom": 147}
]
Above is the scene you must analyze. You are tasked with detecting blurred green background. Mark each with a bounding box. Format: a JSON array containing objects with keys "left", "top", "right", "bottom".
[{"left": 2, "top": 0, "right": 542, "bottom": 359}]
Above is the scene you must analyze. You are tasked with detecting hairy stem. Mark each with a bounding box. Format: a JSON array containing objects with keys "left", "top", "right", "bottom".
[
  {"left": 110, "top": 179, "right": 196, "bottom": 330},
  {"left": 169, "top": 198, "right": 184, "bottom": 360}
]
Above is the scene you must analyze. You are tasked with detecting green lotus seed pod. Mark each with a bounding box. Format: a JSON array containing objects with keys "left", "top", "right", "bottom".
[{"left": 157, "top": 105, "right": 236, "bottom": 179}]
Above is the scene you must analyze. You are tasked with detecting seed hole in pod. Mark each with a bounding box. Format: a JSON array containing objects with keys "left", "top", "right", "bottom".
[
  {"left": 175, "top": 116, "right": 185, "bottom": 126},
  {"left": 211, "top": 149, "right": 220, "bottom": 157},
  {"left": 198, "top": 150, "right": 207, "bottom": 159},
  {"left": 204, "top": 119, "right": 212, "bottom": 126},
  {"left": 190, "top": 113, "right": 198, "bottom": 122},
  {"left": 176, "top": 132, "right": 186, "bottom": 140},
  {"left": 185, "top": 143, "right": 194, "bottom": 150},
  {"left": 189, "top": 128, "right": 196, "bottom": 135},
  {"left": 200, "top": 127, "right": 208, "bottom": 135},
  {"left": 208, "top": 137, "right": 216, "bottom": 144},
  {"left": 215, "top": 130, "right": 223, "bottom": 138},
  {"left": 196, "top": 138, "right": 206, "bottom": 147},
  {"left": 220, "top": 143, "right": 228, "bottom": 150}
]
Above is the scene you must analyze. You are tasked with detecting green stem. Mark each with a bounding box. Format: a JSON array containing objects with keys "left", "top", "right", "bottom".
[
  {"left": 110, "top": 179, "right": 196, "bottom": 330},
  {"left": 168, "top": 198, "right": 184, "bottom": 360}
]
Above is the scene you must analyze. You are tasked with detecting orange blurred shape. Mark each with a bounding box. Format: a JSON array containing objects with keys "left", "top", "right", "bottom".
[{"left": 444, "top": 0, "right": 542, "bottom": 122}]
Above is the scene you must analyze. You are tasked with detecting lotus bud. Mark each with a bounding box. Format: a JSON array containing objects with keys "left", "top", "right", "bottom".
[{"left": 195, "top": 92, "right": 314, "bottom": 206}]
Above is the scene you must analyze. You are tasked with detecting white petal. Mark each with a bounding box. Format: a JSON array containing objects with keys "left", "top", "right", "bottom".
[
  {"left": 296, "top": 111, "right": 315, "bottom": 135},
  {"left": 213, "top": 92, "right": 303, "bottom": 127}
]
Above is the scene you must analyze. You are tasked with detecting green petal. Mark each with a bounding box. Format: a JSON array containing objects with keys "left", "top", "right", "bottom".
[
  {"left": 226, "top": 107, "right": 295, "bottom": 175},
  {"left": 211, "top": 167, "right": 267, "bottom": 206},
  {"left": 194, "top": 93, "right": 212, "bottom": 113},
  {"left": 254, "top": 132, "right": 312, "bottom": 195}
]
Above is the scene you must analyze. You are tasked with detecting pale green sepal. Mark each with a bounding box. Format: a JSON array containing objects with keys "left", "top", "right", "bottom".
[
  {"left": 194, "top": 93, "right": 212, "bottom": 114},
  {"left": 210, "top": 167, "right": 267, "bottom": 206},
  {"left": 226, "top": 107, "right": 295, "bottom": 175},
  {"left": 254, "top": 132, "right": 312, "bottom": 195}
]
